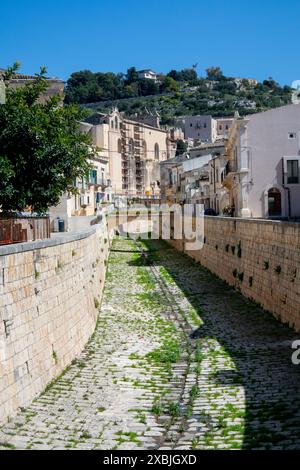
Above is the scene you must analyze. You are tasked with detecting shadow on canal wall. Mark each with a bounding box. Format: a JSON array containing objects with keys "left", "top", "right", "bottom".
[{"left": 168, "top": 216, "right": 300, "bottom": 332}]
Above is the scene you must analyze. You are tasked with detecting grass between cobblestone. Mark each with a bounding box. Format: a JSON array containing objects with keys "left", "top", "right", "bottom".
[{"left": 0, "top": 236, "right": 300, "bottom": 450}]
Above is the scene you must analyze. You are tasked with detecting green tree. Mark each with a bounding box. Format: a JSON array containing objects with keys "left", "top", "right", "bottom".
[
  {"left": 206, "top": 66, "right": 223, "bottom": 81},
  {"left": 180, "top": 68, "right": 198, "bottom": 82},
  {"left": 161, "top": 76, "right": 179, "bottom": 93},
  {"left": 138, "top": 78, "right": 160, "bottom": 96},
  {"left": 0, "top": 64, "right": 92, "bottom": 214},
  {"left": 167, "top": 68, "right": 197, "bottom": 83},
  {"left": 175, "top": 139, "right": 188, "bottom": 156},
  {"left": 125, "top": 67, "right": 139, "bottom": 84},
  {"left": 65, "top": 70, "right": 102, "bottom": 104}
]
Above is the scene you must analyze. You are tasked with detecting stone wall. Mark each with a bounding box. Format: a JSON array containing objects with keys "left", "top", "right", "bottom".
[
  {"left": 168, "top": 216, "right": 300, "bottom": 331},
  {"left": 0, "top": 222, "right": 110, "bottom": 424}
]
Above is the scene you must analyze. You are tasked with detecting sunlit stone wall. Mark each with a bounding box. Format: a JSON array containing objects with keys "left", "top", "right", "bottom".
[
  {"left": 168, "top": 216, "right": 300, "bottom": 331},
  {"left": 0, "top": 222, "right": 110, "bottom": 424}
]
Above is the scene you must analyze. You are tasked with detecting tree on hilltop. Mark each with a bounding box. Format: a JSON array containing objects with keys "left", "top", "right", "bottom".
[{"left": 206, "top": 66, "right": 224, "bottom": 81}]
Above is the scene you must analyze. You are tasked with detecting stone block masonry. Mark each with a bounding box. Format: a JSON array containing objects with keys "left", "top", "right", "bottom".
[
  {"left": 0, "top": 221, "right": 110, "bottom": 425},
  {"left": 169, "top": 216, "right": 300, "bottom": 331}
]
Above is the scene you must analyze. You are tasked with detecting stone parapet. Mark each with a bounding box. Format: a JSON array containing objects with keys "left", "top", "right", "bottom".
[{"left": 0, "top": 222, "right": 110, "bottom": 424}]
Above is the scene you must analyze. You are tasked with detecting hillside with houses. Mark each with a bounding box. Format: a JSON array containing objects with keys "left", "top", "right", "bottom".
[{"left": 65, "top": 66, "right": 293, "bottom": 125}]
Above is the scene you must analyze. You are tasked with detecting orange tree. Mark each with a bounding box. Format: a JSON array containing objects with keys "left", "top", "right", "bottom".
[{"left": 0, "top": 64, "right": 91, "bottom": 214}]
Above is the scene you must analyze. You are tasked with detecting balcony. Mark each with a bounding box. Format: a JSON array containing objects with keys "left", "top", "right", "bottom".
[{"left": 89, "top": 178, "right": 110, "bottom": 189}]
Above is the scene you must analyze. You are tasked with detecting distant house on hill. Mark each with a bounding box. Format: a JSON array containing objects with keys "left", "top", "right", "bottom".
[{"left": 137, "top": 69, "right": 157, "bottom": 81}]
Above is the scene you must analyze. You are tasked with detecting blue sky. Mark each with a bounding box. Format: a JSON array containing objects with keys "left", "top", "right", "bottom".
[{"left": 1, "top": 0, "right": 299, "bottom": 85}]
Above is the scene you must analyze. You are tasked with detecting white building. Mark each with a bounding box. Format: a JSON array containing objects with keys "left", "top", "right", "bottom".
[
  {"left": 160, "top": 142, "right": 225, "bottom": 208},
  {"left": 223, "top": 104, "right": 300, "bottom": 219},
  {"left": 137, "top": 69, "right": 158, "bottom": 81}
]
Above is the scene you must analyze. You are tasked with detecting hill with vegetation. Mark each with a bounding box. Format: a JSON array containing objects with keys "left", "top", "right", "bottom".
[{"left": 65, "top": 66, "right": 293, "bottom": 125}]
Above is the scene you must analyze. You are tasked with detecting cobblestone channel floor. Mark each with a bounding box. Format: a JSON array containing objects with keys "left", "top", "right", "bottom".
[{"left": 1, "top": 236, "right": 300, "bottom": 450}]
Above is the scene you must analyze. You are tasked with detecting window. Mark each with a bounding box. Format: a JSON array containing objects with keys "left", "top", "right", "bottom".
[
  {"left": 129, "top": 138, "right": 134, "bottom": 155},
  {"left": 287, "top": 160, "right": 299, "bottom": 184},
  {"left": 190, "top": 123, "right": 193, "bottom": 127},
  {"left": 204, "top": 123, "right": 207, "bottom": 128},
  {"left": 219, "top": 125, "right": 222, "bottom": 130},
  {"left": 115, "top": 116, "right": 118, "bottom": 129},
  {"left": 90, "top": 169, "right": 97, "bottom": 184},
  {"left": 154, "top": 143, "right": 159, "bottom": 160},
  {"left": 111, "top": 120, "right": 114, "bottom": 129},
  {"left": 289, "top": 133, "right": 296, "bottom": 139},
  {"left": 143, "top": 140, "right": 147, "bottom": 156},
  {"left": 117, "top": 139, "right": 122, "bottom": 153}
]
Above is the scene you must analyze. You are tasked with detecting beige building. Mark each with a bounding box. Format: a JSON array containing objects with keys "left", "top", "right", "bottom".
[
  {"left": 51, "top": 108, "right": 178, "bottom": 230},
  {"left": 83, "top": 108, "right": 171, "bottom": 198},
  {"left": 184, "top": 115, "right": 234, "bottom": 143},
  {"left": 208, "top": 154, "right": 230, "bottom": 214},
  {"left": 0, "top": 68, "right": 65, "bottom": 104},
  {"left": 179, "top": 162, "right": 210, "bottom": 208},
  {"left": 160, "top": 156, "right": 184, "bottom": 204}
]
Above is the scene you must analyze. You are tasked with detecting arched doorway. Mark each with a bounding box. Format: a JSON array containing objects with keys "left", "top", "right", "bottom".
[{"left": 268, "top": 188, "right": 282, "bottom": 216}]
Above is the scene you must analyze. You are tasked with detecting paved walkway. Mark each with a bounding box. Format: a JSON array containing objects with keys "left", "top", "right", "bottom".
[{"left": 1, "top": 237, "right": 300, "bottom": 450}]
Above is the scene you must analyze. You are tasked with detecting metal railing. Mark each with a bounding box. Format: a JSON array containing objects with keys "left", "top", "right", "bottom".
[{"left": 0, "top": 216, "right": 50, "bottom": 245}]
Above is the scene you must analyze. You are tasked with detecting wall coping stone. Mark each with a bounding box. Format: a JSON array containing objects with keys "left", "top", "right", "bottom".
[
  {"left": 0, "top": 223, "right": 105, "bottom": 257},
  {"left": 204, "top": 215, "right": 300, "bottom": 229}
]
